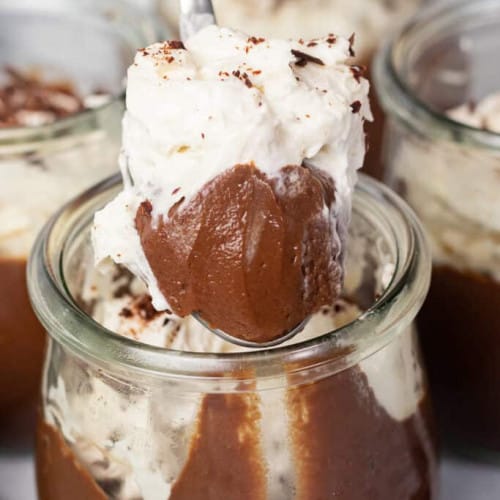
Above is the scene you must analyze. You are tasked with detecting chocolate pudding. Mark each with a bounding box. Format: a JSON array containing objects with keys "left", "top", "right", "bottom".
[
  {"left": 287, "top": 368, "right": 436, "bottom": 499},
  {"left": 37, "top": 361, "right": 437, "bottom": 500},
  {"left": 418, "top": 266, "right": 500, "bottom": 451},
  {"left": 0, "top": 258, "right": 45, "bottom": 415},
  {"left": 37, "top": 417, "right": 107, "bottom": 500},
  {"left": 135, "top": 163, "right": 340, "bottom": 343}
]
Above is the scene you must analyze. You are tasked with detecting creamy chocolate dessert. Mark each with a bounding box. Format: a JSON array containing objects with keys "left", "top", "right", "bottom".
[
  {"left": 387, "top": 92, "right": 500, "bottom": 450},
  {"left": 33, "top": 25, "right": 436, "bottom": 499},
  {"left": 37, "top": 265, "right": 436, "bottom": 500},
  {"left": 93, "top": 26, "right": 371, "bottom": 343},
  {"left": 0, "top": 70, "right": 113, "bottom": 426}
]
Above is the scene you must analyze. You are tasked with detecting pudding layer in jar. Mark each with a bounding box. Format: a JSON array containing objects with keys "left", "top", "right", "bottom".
[{"left": 0, "top": 0, "right": 160, "bottom": 446}]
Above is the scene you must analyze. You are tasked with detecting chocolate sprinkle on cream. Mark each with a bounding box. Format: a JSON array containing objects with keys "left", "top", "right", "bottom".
[
  {"left": 351, "top": 101, "right": 362, "bottom": 114},
  {"left": 248, "top": 36, "right": 266, "bottom": 45},
  {"left": 350, "top": 65, "right": 366, "bottom": 83},
  {"left": 291, "top": 50, "right": 325, "bottom": 67},
  {"left": 348, "top": 34, "right": 356, "bottom": 57},
  {"left": 168, "top": 41, "right": 186, "bottom": 50}
]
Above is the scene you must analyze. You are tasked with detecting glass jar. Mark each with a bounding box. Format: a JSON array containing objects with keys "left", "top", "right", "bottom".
[
  {"left": 160, "top": 0, "right": 422, "bottom": 180},
  {"left": 374, "top": 0, "right": 500, "bottom": 453},
  {"left": 29, "top": 174, "right": 437, "bottom": 499},
  {"left": 0, "top": 0, "right": 161, "bottom": 448}
]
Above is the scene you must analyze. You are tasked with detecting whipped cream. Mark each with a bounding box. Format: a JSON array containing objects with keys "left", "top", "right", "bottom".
[
  {"left": 392, "top": 92, "right": 500, "bottom": 279},
  {"left": 0, "top": 130, "right": 119, "bottom": 259},
  {"left": 447, "top": 92, "right": 500, "bottom": 133},
  {"left": 93, "top": 25, "right": 371, "bottom": 312},
  {"left": 161, "top": 0, "right": 420, "bottom": 62}
]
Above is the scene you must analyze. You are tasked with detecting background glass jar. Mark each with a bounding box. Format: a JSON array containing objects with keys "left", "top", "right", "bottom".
[
  {"left": 0, "top": 0, "right": 162, "bottom": 447},
  {"left": 374, "top": 0, "right": 500, "bottom": 454},
  {"left": 29, "top": 174, "right": 437, "bottom": 499},
  {"left": 160, "top": 0, "right": 422, "bottom": 180}
]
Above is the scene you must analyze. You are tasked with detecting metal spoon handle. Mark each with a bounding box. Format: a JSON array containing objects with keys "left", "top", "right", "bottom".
[{"left": 179, "top": 0, "right": 216, "bottom": 41}]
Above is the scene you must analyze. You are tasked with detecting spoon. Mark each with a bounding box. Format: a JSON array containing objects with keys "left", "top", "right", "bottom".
[
  {"left": 179, "top": 0, "right": 217, "bottom": 41},
  {"left": 193, "top": 313, "right": 310, "bottom": 349},
  {"left": 177, "top": 0, "right": 311, "bottom": 349}
]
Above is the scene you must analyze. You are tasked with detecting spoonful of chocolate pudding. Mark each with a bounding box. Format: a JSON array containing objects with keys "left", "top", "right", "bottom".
[{"left": 93, "top": 20, "right": 370, "bottom": 347}]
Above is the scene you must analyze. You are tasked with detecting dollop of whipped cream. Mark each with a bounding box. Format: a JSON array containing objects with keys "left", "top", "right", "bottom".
[
  {"left": 448, "top": 92, "right": 500, "bottom": 133},
  {"left": 93, "top": 25, "right": 370, "bottom": 342},
  {"left": 392, "top": 91, "right": 500, "bottom": 279}
]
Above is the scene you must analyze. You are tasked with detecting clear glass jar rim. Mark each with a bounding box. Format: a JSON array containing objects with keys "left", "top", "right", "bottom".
[
  {"left": 374, "top": 0, "right": 500, "bottom": 150},
  {"left": 0, "top": 103, "right": 122, "bottom": 145},
  {"left": 0, "top": 0, "right": 163, "bottom": 146},
  {"left": 28, "top": 174, "right": 430, "bottom": 380}
]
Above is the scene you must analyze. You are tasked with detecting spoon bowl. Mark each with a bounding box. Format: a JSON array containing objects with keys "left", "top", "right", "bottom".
[{"left": 192, "top": 313, "right": 310, "bottom": 349}]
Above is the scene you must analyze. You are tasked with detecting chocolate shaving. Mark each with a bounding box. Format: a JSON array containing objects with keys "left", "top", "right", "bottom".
[
  {"left": 350, "top": 101, "right": 362, "bottom": 114},
  {"left": 348, "top": 34, "right": 356, "bottom": 57},
  {"left": 114, "top": 284, "right": 131, "bottom": 299},
  {"left": 350, "top": 65, "right": 366, "bottom": 83},
  {"left": 243, "top": 74, "right": 253, "bottom": 88},
  {"left": 168, "top": 40, "right": 186, "bottom": 50},
  {"left": 136, "top": 294, "right": 160, "bottom": 321},
  {"left": 0, "top": 66, "right": 109, "bottom": 128},
  {"left": 291, "top": 49, "right": 325, "bottom": 67},
  {"left": 247, "top": 36, "right": 265, "bottom": 45},
  {"left": 232, "top": 70, "right": 254, "bottom": 88},
  {"left": 119, "top": 307, "right": 133, "bottom": 318},
  {"left": 0, "top": 66, "right": 83, "bottom": 127}
]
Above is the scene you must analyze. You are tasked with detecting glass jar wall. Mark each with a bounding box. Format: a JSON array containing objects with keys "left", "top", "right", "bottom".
[
  {"left": 29, "top": 174, "right": 437, "bottom": 499},
  {"left": 375, "top": 0, "right": 500, "bottom": 454},
  {"left": 0, "top": 0, "right": 161, "bottom": 448}
]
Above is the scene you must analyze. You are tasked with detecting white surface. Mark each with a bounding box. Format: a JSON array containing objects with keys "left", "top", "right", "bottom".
[
  {"left": 441, "top": 455, "right": 500, "bottom": 500},
  {"left": 0, "top": 453, "right": 35, "bottom": 500},
  {"left": 1, "top": 451, "right": 500, "bottom": 499}
]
